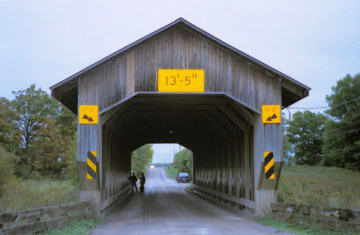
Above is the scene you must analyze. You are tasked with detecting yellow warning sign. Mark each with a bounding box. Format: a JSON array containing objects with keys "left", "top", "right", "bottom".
[
  {"left": 262, "top": 105, "right": 281, "bottom": 124},
  {"left": 264, "top": 151, "right": 275, "bottom": 180},
  {"left": 79, "top": 105, "right": 98, "bottom": 124},
  {"left": 158, "top": 69, "right": 205, "bottom": 92}
]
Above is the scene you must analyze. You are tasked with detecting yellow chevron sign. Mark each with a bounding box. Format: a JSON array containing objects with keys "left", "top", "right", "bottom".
[
  {"left": 264, "top": 151, "right": 275, "bottom": 180},
  {"left": 86, "top": 151, "right": 97, "bottom": 180}
]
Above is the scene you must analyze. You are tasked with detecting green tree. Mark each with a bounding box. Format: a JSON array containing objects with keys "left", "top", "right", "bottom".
[
  {"left": 286, "top": 111, "right": 328, "bottom": 165},
  {"left": 0, "top": 97, "right": 21, "bottom": 153},
  {"left": 29, "top": 117, "right": 66, "bottom": 177},
  {"left": 173, "top": 149, "right": 193, "bottom": 173},
  {"left": 11, "top": 84, "right": 77, "bottom": 177},
  {"left": 12, "top": 85, "right": 60, "bottom": 153},
  {"left": 281, "top": 113, "right": 294, "bottom": 165},
  {"left": 56, "top": 107, "right": 77, "bottom": 139},
  {"left": 62, "top": 135, "right": 78, "bottom": 184},
  {"left": 322, "top": 74, "right": 360, "bottom": 170},
  {"left": 131, "top": 145, "right": 153, "bottom": 174},
  {"left": 55, "top": 104, "right": 77, "bottom": 180}
]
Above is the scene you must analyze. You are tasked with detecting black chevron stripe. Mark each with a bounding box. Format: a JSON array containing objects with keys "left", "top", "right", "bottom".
[
  {"left": 265, "top": 166, "right": 274, "bottom": 179},
  {"left": 264, "top": 152, "right": 273, "bottom": 165},
  {"left": 87, "top": 151, "right": 97, "bottom": 165},
  {"left": 87, "top": 165, "right": 96, "bottom": 179}
]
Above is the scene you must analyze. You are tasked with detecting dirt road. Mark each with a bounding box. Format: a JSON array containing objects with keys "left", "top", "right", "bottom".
[{"left": 92, "top": 168, "right": 291, "bottom": 235}]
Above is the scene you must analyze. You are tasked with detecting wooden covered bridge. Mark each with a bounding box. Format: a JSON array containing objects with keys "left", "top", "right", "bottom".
[{"left": 50, "top": 18, "right": 309, "bottom": 215}]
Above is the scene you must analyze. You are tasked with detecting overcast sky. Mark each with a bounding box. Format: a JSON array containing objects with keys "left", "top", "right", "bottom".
[{"left": 1, "top": 0, "right": 359, "bottom": 162}]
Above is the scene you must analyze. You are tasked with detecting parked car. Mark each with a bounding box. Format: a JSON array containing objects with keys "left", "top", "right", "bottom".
[{"left": 176, "top": 172, "right": 191, "bottom": 183}]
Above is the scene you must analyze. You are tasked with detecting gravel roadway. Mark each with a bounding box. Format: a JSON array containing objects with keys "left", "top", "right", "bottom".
[{"left": 92, "top": 167, "right": 292, "bottom": 235}]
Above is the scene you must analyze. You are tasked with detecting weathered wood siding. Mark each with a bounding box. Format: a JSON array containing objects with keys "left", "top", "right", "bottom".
[
  {"left": 193, "top": 127, "right": 254, "bottom": 201},
  {"left": 77, "top": 25, "right": 280, "bottom": 113}
]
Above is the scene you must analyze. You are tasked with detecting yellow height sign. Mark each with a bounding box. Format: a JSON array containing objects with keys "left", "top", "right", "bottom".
[
  {"left": 86, "top": 151, "right": 97, "bottom": 180},
  {"left": 157, "top": 69, "right": 205, "bottom": 92},
  {"left": 264, "top": 151, "right": 275, "bottom": 180},
  {"left": 79, "top": 105, "right": 98, "bottom": 124},
  {"left": 262, "top": 105, "right": 281, "bottom": 124}
]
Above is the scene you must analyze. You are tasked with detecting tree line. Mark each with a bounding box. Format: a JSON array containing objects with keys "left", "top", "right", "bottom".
[{"left": 283, "top": 74, "right": 360, "bottom": 171}]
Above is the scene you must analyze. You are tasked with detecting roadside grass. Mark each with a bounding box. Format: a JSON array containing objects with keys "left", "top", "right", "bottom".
[
  {"left": 278, "top": 165, "right": 360, "bottom": 209},
  {"left": 43, "top": 218, "right": 102, "bottom": 235},
  {"left": 165, "top": 167, "right": 178, "bottom": 179},
  {"left": 257, "top": 216, "right": 358, "bottom": 235},
  {"left": 0, "top": 178, "right": 79, "bottom": 212}
]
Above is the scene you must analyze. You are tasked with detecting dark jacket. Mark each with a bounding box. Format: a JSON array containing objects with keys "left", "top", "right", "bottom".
[
  {"left": 128, "top": 175, "right": 137, "bottom": 184},
  {"left": 139, "top": 176, "right": 146, "bottom": 184}
]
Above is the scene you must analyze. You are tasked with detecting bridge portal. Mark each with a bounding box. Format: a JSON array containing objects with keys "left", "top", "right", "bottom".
[{"left": 50, "top": 18, "right": 309, "bottom": 215}]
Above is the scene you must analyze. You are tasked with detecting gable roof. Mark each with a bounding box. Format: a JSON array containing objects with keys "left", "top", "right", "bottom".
[{"left": 50, "top": 18, "right": 310, "bottom": 112}]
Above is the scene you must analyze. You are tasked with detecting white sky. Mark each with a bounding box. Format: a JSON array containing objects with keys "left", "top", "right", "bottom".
[
  {"left": 151, "top": 144, "right": 183, "bottom": 164},
  {"left": 1, "top": 0, "right": 359, "bottom": 162}
]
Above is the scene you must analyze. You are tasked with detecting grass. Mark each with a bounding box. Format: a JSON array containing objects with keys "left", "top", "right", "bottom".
[
  {"left": 257, "top": 216, "right": 358, "bottom": 235},
  {"left": 165, "top": 167, "right": 178, "bottom": 179},
  {"left": 278, "top": 165, "right": 360, "bottom": 209},
  {"left": 0, "top": 178, "right": 79, "bottom": 212},
  {"left": 43, "top": 218, "right": 102, "bottom": 235}
]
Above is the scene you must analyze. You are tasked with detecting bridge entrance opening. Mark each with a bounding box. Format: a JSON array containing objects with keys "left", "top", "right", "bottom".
[{"left": 98, "top": 93, "right": 256, "bottom": 213}]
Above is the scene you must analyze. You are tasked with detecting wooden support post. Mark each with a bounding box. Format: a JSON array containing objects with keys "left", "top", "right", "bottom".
[
  {"left": 253, "top": 112, "right": 282, "bottom": 215},
  {"left": 77, "top": 122, "right": 102, "bottom": 215}
]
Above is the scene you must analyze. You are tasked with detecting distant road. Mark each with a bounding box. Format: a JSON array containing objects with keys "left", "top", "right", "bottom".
[{"left": 92, "top": 168, "right": 292, "bottom": 235}]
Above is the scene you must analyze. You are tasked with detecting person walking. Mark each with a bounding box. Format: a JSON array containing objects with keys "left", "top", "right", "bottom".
[
  {"left": 139, "top": 172, "right": 146, "bottom": 193},
  {"left": 128, "top": 172, "right": 138, "bottom": 193}
]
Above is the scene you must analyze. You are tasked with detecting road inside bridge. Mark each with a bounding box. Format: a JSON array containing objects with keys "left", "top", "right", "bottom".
[{"left": 92, "top": 168, "right": 291, "bottom": 235}]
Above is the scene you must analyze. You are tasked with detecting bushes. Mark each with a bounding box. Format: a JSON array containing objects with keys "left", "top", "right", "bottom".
[
  {"left": 0, "top": 179, "right": 79, "bottom": 212},
  {"left": 0, "top": 146, "right": 16, "bottom": 198},
  {"left": 0, "top": 145, "right": 79, "bottom": 212}
]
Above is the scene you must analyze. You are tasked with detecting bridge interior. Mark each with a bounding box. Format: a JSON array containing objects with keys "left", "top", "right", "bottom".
[{"left": 100, "top": 93, "right": 256, "bottom": 209}]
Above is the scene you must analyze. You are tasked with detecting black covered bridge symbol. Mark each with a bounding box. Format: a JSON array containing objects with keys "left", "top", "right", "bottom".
[
  {"left": 266, "top": 114, "right": 278, "bottom": 122},
  {"left": 82, "top": 114, "right": 94, "bottom": 122}
]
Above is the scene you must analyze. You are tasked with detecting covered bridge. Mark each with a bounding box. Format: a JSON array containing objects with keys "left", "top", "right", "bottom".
[{"left": 50, "top": 18, "right": 309, "bottom": 215}]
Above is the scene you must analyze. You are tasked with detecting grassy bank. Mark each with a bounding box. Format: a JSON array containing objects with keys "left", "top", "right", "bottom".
[
  {"left": 278, "top": 165, "right": 360, "bottom": 209},
  {"left": 0, "top": 178, "right": 79, "bottom": 212},
  {"left": 257, "top": 216, "right": 357, "bottom": 235},
  {"left": 165, "top": 165, "right": 360, "bottom": 210},
  {"left": 165, "top": 167, "right": 178, "bottom": 179},
  {"left": 43, "top": 218, "right": 102, "bottom": 235}
]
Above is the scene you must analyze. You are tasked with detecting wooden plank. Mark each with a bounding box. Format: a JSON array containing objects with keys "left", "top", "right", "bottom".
[
  {"left": 0, "top": 201, "right": 91, "bottom": 230},
  {"left": 0, "top": 215, "right": 79, "bottom": 235},
  {"left": 193, "top": 185, "right": 256, "bottom": 209},
  {"left": 101, "top": 185, "right": 131, "bottom": 211}
]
